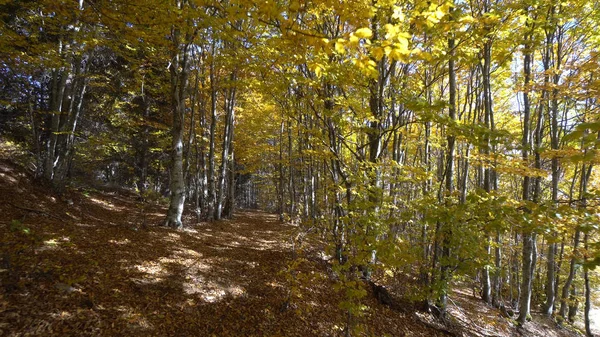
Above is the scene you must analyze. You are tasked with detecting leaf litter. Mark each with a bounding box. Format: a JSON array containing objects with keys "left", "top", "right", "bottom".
[{"left": 0, "top": 157, "right": 581, "bottom": 336}]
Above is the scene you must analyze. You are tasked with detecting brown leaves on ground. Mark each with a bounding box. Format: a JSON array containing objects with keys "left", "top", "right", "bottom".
[
  {"left": 0, "top": 158, "right": 445, "bottom": 336},
  {"left": 0, "top": 157, "right": 583, "bottom": 336},
  {"left": 446, "top": 287, "right": 581, "bottom": 337}
]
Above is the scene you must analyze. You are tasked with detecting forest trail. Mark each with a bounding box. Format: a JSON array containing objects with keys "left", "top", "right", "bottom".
[{"left": 0, "top": 156, "right": 450, "bottom": 336}]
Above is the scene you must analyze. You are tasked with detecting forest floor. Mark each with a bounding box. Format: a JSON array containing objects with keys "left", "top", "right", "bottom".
[{"left": 0, "top": 143, "right": 593, "bottom": 336}]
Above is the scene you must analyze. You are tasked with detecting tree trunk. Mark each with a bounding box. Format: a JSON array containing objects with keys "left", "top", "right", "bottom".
[
  {"left": 439, "top": 11, "right": 456, "bottom": 313},
  {"left": 561, "top": 161, "right": 592, "bottom": 319},
  {"left": 583, "top": 232, "right": 593, "bottom": 336},
  {"left": 44, "top": 63, "right": 68, "bottom": 183},
  {"left": 206, "top": 43, "right": 218, "bottom": 221},
  {"left": 164, "top": 25, "right": 190, "bottom": 228},
  {"left": 560, "top": 229, "right": 581, "bottom": 319},
  {"left": 517, "top": 30, "right": 534, "bottom": 325},
  {"left": 538, "top": 16, "right": 558, "bottom": 314},
  {"left": 215, "top": 72, "right": 236, "bottom": 220},
  {"left": 481, "top": 24, "right": 493, "bottom": 304}
]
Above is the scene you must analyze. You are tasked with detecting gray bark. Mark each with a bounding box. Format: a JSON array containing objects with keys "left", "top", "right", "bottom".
[
  {"left": 560, "top": 229, "right": 581, "bottom": 319},
  {"left": 482, "top": 21, "right": 493, "bottom": 304},
  {"left": 439, "top": 12, "right": 456, "bottom": 313},
  {"left": 164, "top": 23, "right": 191, "bottom": 228},
  {"left": 215, "top": 72, "right": 236, "bottom": 220},
  {"left": 44, "top": 63, "right": 68, "bottom": 182},
  {"left": 560, "top": 152, "right": 593, "bottom": 318},
  {"left": 517, "top": 27, "right": 534, "bottom": 325},
  {"left": 206, "top": 42, "right": 218, "bottom": 220},
  {"left": 544, "top": 20, "right": 562, "bottom": 315}
]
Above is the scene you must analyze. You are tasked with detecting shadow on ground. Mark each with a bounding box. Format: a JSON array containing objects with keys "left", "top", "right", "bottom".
[{"left": 0, "top": 158, "right": 452, "bottom": 337}]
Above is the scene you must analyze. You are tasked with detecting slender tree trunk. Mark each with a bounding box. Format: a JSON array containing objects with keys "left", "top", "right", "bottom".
[
  {"left": 568, "top": 284, "right": 579, "bottom": 323},
  {"left": 583, "top": 232, "right": 593, "bottom": 336},
  {"left": 560, "top": 229, "right": 581, "bottom": 319},
  {"left": 439, "top": 11, "right": 456, "bottom": 313},
  {"left": 55, "top": 59, "right": 88, "bottom": 184},
  {"left": 184, "top": 65, "right": 199, "bottom": 200},
  {"left": 206, "top": 44, "right": 218, "bottom": 221},
  {"left": 164, "top": 24, "right": 190, "bottom": 228},
  {"left": 215, "top": 73, "right": 236, "bottom": 220},
  {"left": 196, "top": 80, "right": 208, "bottom": 220},
  {"left": 287, "top": 118, "right": 296, "bottom": 216},
  {"left": 517, "top": 33, "right": 534, "bottom": 325},
  {"left": 45, "top": 63, "right": 68, "bottom": 183},
  {"left": 224, "top": 147, "right": 235, "bottom": 218},
  {"left": 278, "top": 117, "right": 285, "bottom": 220},
  {"left": 560, "top": 153, "right": 592, "bottom": 319},
  {"left": 544, "top": 24, "right": 562, "bottom": 315},
  {"left": 482, "top": 25, "right": 494, "bottom": 304}
]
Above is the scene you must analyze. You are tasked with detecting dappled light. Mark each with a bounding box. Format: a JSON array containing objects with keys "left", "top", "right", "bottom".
[
  {"left": 87, "top": 196, "right": 124, "bottom": 212},
  {"left": 108, "top": 238, "right": 130, "bottom": 246}
]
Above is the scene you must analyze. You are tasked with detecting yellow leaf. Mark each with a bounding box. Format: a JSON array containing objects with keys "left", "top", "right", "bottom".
[
  {"left": 354, "top": 27, "right": 372, "bottom": 39},
  {"left": 460, "top": 15, "right": 475, "bottom": 23},
  {"left": 371, "top": 47, "right": 384, "bottom": 60},
  {"left": 434, "top": 8, "right": 446, "bottom": 20},
  {"left": 389, "top": 48, "right": 401, "bottom": 61},
  {"left": 440, "top": 2, "right": 453, "bottom": 14},
  {"left": 384, "top": 24, "right": 398, "bottom": 40},
  {"left": 396, "top": 37, "right": 409, "bottom": 53},
  {"left": 426, "top": 15, "right": 440, "bottom": 26},
  {"left": 392, "top": 6, "right": 404, "bottom": 20},
  {"left": 335, "top": 40, "right": 345, "bottom": 54},
  {"left": 389, "top": 48, "right": 408, "bottom": 62},
  {"left": 314, "top": 64, "right": 322, "bottom": 78}
]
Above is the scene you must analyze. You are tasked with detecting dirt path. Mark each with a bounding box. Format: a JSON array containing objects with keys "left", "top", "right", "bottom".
[{"left": 0, "top": 178, "right": 299, "bottom": 335}]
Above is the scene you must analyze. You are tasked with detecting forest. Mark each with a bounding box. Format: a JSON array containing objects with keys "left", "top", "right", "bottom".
[{"left": 1, "top": 0, "right": 599, "bottom": 336}]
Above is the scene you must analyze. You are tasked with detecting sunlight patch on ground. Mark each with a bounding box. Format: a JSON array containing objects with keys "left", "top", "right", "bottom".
[
  {"left": 181, "top": 268, "right": 246, "bottom": 302},
  {"left": 49, "top": 310, "right": 73, "bottom": 320},
  {"left": 65, "top": 212, "right": 80, "bottom": 221},
  {"left": 109, "top": 238, "right": 130, "bottom": 245},
  {"left": 0, "top": 172, "right": 18, "bottom": 185},
  {"left": 38, "top": 236, "right": 71, "bottom": 252},
  {"left": 208, "top": 244, "right": 232, "bottom": 251},
  {"left": 162, "top": 232, "right": 181, "bottom": 243},
  {"left": 116, "top": 306, "right": 154, "bottom": 330},
  {"left": 244, "top": 261, "right": 258, "bottom": 268},
  {"left": 267, "top": 281, "right": 283, "bottom": 288},
  {"left": 167, "top": 247, "right": 246, "bottom": 303},
  {"left": 131, "top": 261, "right": 168, "bottom": 284},
  {"left": 46, "top": 238, "right": 60, "bottom": 245},
  {"left": 256, "top": 238, "right": 279, "bottom": 246},
  {"left": 176, "top": 248, "right": 202, "bottom": 257},
  {"left": 200, "top": 288, "right": 227, "bottom": 302},
  {"left": 156, "top": 256, "right": 210, "bottom": 272},
  {"left": 145, "top": 212, "right": 164, "bottom": 217},
  {"left": 87, "top": 196, "right": 123, "bottom": 211}
]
